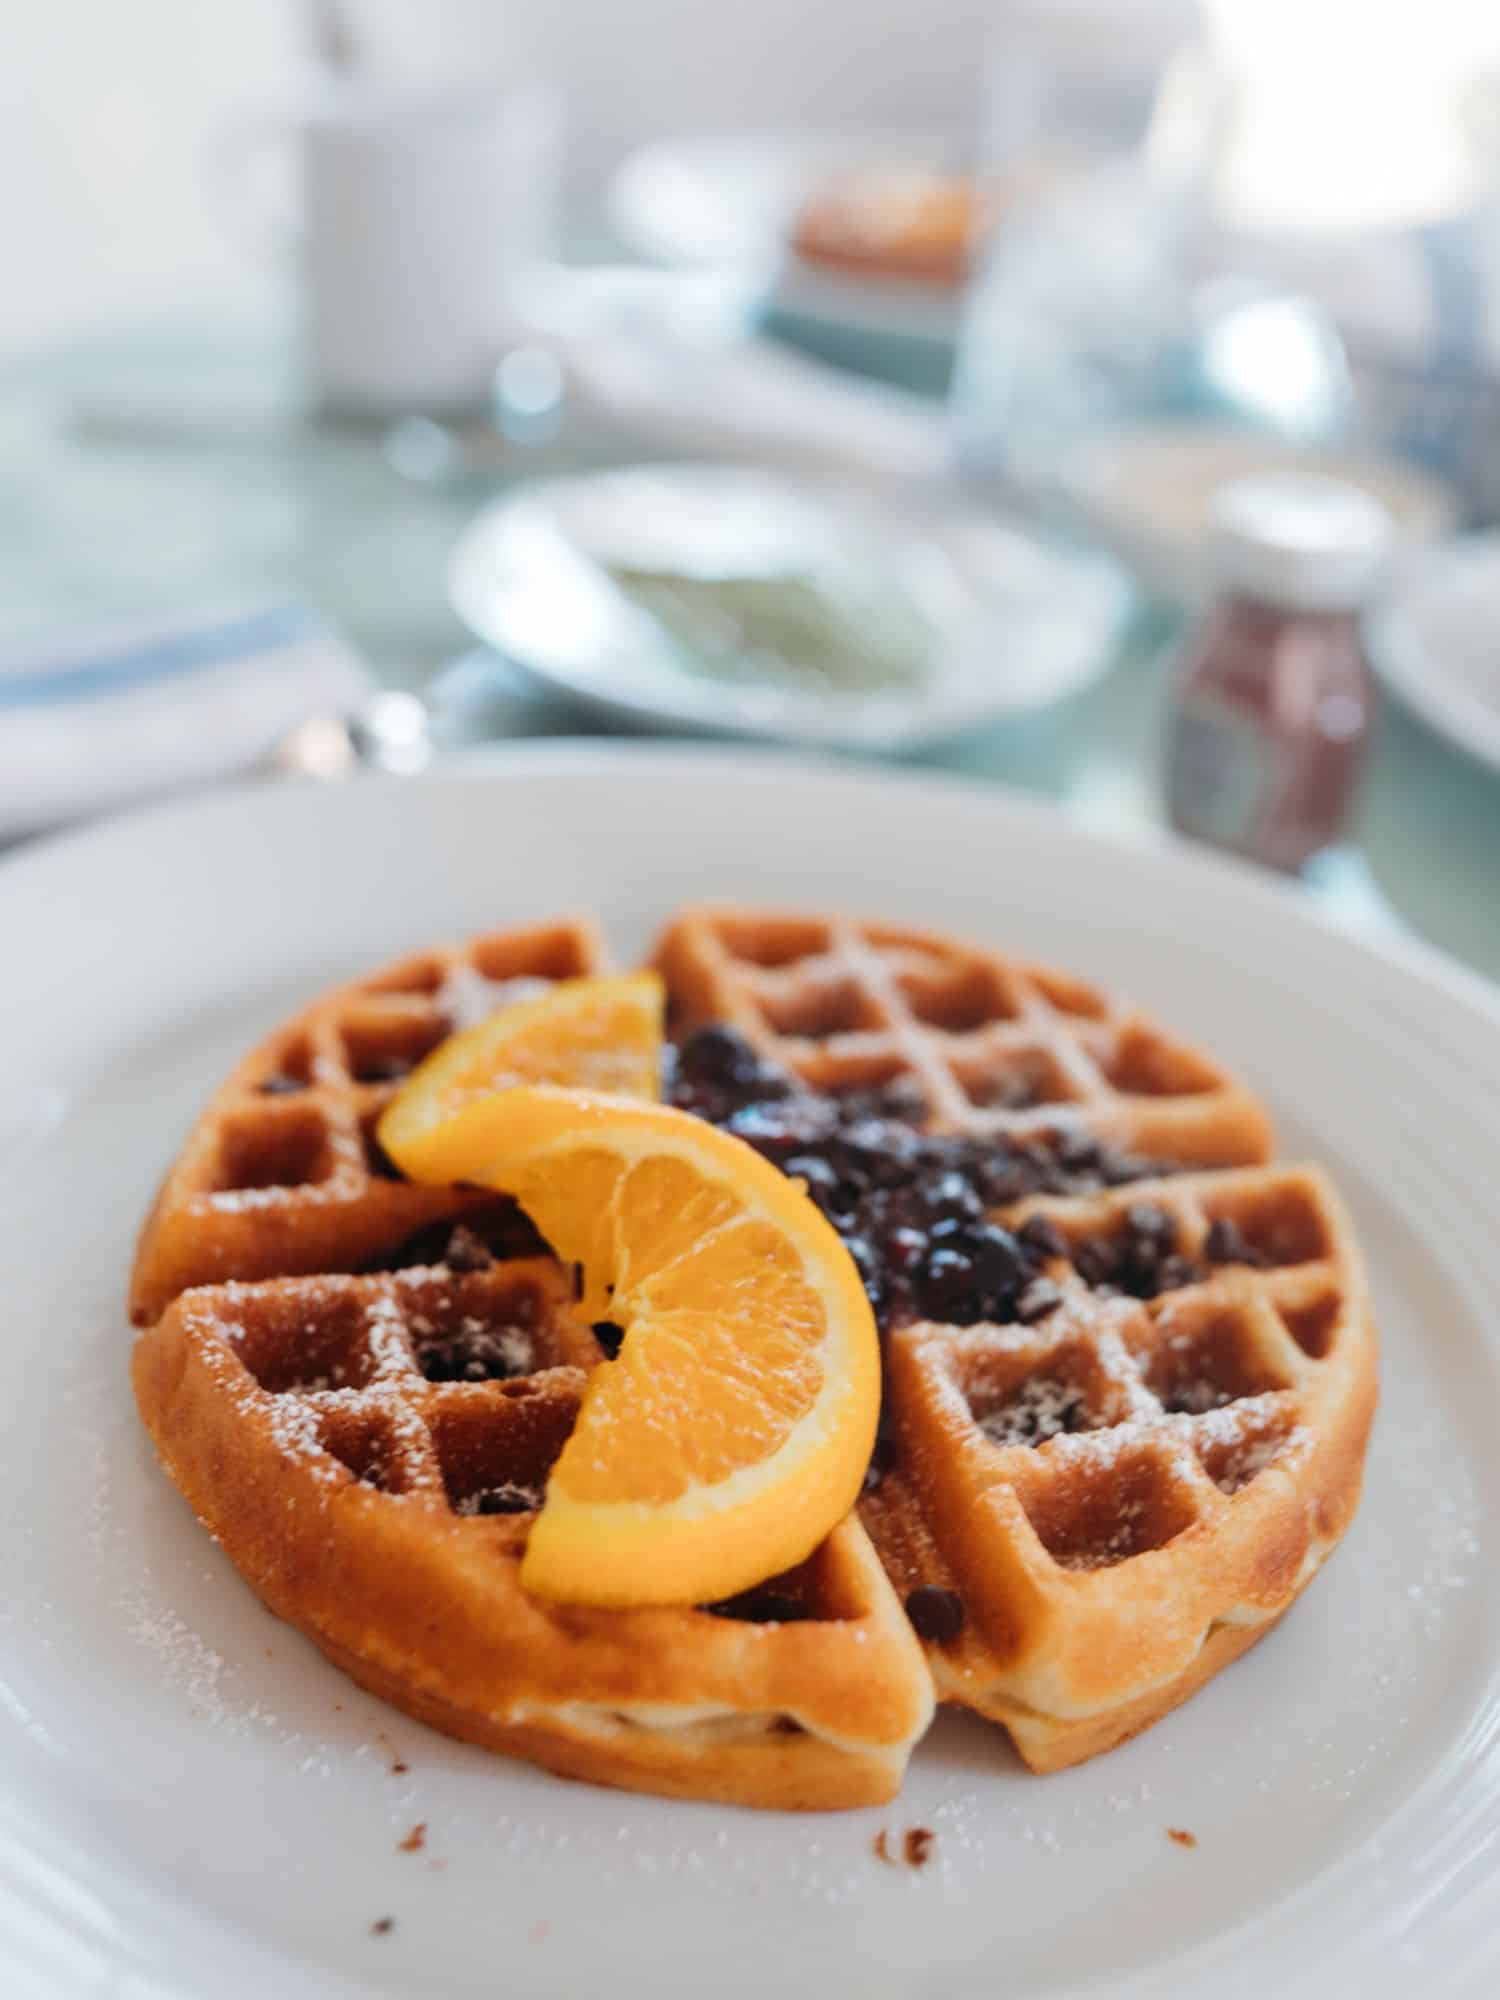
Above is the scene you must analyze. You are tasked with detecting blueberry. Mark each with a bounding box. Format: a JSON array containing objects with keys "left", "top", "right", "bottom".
[
  {"left": 1127, "top": 1203, "right": 1175, "bottom": 1245},
  {"left": 884, "top": 1226, "right": 928, "bottom": 1276},
  {"left": 977, "top": 1160, "right": 1027, "bottom": 1206},
  {"left": 966, "top": 1222, "right": 1025, "bottom": 1291},
  {"left": 1073, "top": 1242, "right": 1117, "bottom": 1288},
  {"left": 923, "top": 1172, "right": 982, "bottom": 1219},
  {"left": 726, "top": 1102, "right": 826, "bottom": 1159},
  {"left": 921, "top": 1247, "right": 983, "bottom": 1320},
  {"left": 1018, "top": 1214, "right": 1067, "bottom": 1261},
  {"left": 677, "top": 1023, "right": 762, "bottom": 1085},
  {"left": 926, "top": 1246, "right": 973, "bottom": 1283},
  {"left": 904, "top": 1585, "right": 965, "bottom": 1644}
]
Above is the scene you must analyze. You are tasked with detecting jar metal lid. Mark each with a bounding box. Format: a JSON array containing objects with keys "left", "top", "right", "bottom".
[{"left": 1210, "top": 472, "right": 1395, "bottom": 612}]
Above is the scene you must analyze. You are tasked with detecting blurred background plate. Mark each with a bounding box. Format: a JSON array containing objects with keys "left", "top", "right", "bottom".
[
  {"left": 1369, "top": 532, "right": 1500, "bottom": 779},
  {"left": 448, "top": 460, "right": 1129, "bottom": 748}
]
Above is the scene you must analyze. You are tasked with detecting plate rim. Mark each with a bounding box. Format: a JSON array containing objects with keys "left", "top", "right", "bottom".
[
  {"left": 6, "top": 741, "right": 1496, "bottom": 1040},
  {"left": 1369, "top": 530, "right": 1500, "bottom": 780}
]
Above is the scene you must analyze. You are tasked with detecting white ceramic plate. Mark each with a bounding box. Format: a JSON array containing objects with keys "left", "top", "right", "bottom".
[
  {"left": 448, "top": 463, "right": 1127, "bottom": 750},
  {"left": 3, "top": 744, "right": 1499, "bottom": 2000},
  {"left": 1369, "top": 531, "right": 1500, "bottom": 779},
  {"left": 609, "top": 131, "right": 966, "bottom": 348}
]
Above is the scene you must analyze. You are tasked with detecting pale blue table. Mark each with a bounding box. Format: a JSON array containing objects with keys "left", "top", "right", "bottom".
[{"left": 5, "top": 321, "right": 1498, "bottom": 981}]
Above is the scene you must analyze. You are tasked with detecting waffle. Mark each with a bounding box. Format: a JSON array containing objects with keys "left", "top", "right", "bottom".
[
  {"left": 132, "top": 904, "right": 1374, "bottom": 1804},
  {"left": 130, "top": 918, "right": 608, "bottom": 1326},
  {"left": 653, "top": 908, "right": 1376, "bottom": 1771},
  {"left": 653, "top": 905, "right": 1273, "bottom": 1167}
]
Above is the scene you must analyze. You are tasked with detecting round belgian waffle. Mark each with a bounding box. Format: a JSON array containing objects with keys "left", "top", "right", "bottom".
[{"left": 130, "top": 904, "right": 1376, "bottom": 1807}]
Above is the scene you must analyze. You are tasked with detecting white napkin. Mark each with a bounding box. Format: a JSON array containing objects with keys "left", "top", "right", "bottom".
[
  {"left": 0, "top": 605, "right": 371, "bottom": 841},
  {"left": 507, "top": 265, "right": 950, "bottom": 487},
  {"left": 559, "top": 327, "right": 949, "bottom": 489}
]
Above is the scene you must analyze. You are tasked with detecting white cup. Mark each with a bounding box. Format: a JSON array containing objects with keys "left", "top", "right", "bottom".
[{"left": 217, "top": 81, "right": 561, "bottom": 416}]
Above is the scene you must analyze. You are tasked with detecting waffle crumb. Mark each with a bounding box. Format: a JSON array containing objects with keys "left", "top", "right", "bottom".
[
  {"left": 1167, "top": 1826, "right": 1198, "bottom": 1848},
  {"left": 874, "top": 1826, "right": 936, "bottom": 1868},
  {"left": 398, "top": 1821, "right": 427, "bottom": 1853}
]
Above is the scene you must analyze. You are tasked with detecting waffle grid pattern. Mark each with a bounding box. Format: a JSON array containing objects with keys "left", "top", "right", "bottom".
[
  {"left": 859, "top": 1160, "right": 1372, "bottom": 1768},
  {"left": 212, "top": 1259, "right": 599, "bottom": 1509},
  {"left": 140, "top": 1259, "right": 933, "bottom": 1806},
  {"left": 654, "top": 909, "right": 1375, "bottom": 1773},
  {"left": 654, "top": 907, "right": 1272, "bottom": 1165},
  {"left": 129, "top": 919, "right": 607, "bottom": 1322}
]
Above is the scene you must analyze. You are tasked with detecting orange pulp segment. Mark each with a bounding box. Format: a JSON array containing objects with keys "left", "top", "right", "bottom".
[{"left": 378, "top": 972, "right": 663, "bottom": 1176}]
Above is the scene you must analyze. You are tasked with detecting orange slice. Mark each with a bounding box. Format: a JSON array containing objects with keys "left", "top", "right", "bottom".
[
  {"left": 383, "top": 1088, "right": 880, "bottom": 1607},
  {"left": 378, "top": 972, "right": 663, "bottom": 1175}
]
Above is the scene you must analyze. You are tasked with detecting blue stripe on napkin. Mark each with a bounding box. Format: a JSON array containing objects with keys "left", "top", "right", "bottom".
[{"left": 0, "top": 605, "right": 327, "bottom": 708}]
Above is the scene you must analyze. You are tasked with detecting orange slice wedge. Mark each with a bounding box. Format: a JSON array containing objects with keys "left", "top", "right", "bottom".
[
  {"left": 378, "top": 972, "right": 663, "bottom": 1175},
  {"left": 383, "top": 1088, "right": 880, "bottom": 1607}
]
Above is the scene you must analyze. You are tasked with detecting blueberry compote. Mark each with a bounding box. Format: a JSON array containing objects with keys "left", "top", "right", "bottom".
[{"left": 664, "top": 1025, "right": 1178, "bottom": 1335}]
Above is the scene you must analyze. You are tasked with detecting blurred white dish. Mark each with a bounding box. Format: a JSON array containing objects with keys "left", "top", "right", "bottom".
[
  {"left": 448, "top": 462, "right": 1128, "bottom": 748},
  {"left": 1369, "top": 531, "right": 1500, "bottom": 778},
  {"left": 610, "top": 132, "right": 966, "bottom": 348},
  {"left": 1057, "top": 423, "right": 1457, "bottom": 605}
]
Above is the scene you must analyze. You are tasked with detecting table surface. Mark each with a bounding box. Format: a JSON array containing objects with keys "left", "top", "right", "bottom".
[{"left": 6, "top": 320, "right": 1498, "bottom": 984}]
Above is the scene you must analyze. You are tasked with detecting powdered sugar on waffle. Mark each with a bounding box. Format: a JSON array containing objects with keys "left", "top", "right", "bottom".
[
  {"left": 364, "top": 1290, "right": 418, "bottom": 1377},
  {"left": 440, "top": 968, "right": 555, "bottom": 1033},
  {"left": 981, "top": 1376, "right": 1088, "bottom": 1449},
  {"left": 461, "top": 1316, "right": 535, "bottom": 1376}
]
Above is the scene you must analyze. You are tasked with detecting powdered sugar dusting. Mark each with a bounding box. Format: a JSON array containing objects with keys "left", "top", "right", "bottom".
[
  {"left": 365, "top": 1290, "right": 418, "bottom": 1378},
  {"left": 262, "top": 1393, "right": 339, "bottom": 1478},
  {"left": 122, "top": 1597, "right": 231, "bottom": 1717},
  {"left": 981, "top": 1376, "right": 1090, "bottom": 1449},
  {"left": 207, "top": 1184, "right": 302, "bottom": 1213},
  {"left": 440, "top": 968, "right": 554, "bottom": 1033}
]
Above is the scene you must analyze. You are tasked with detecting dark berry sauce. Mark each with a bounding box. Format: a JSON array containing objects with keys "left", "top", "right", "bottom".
[{"left": 665, "top": 1025, "right": 1178, "bottom": 1333}]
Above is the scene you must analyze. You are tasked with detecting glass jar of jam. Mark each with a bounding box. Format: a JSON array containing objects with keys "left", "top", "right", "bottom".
[{"left": 1164, "top": 474, "right": 1392, "bottom": 873}]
